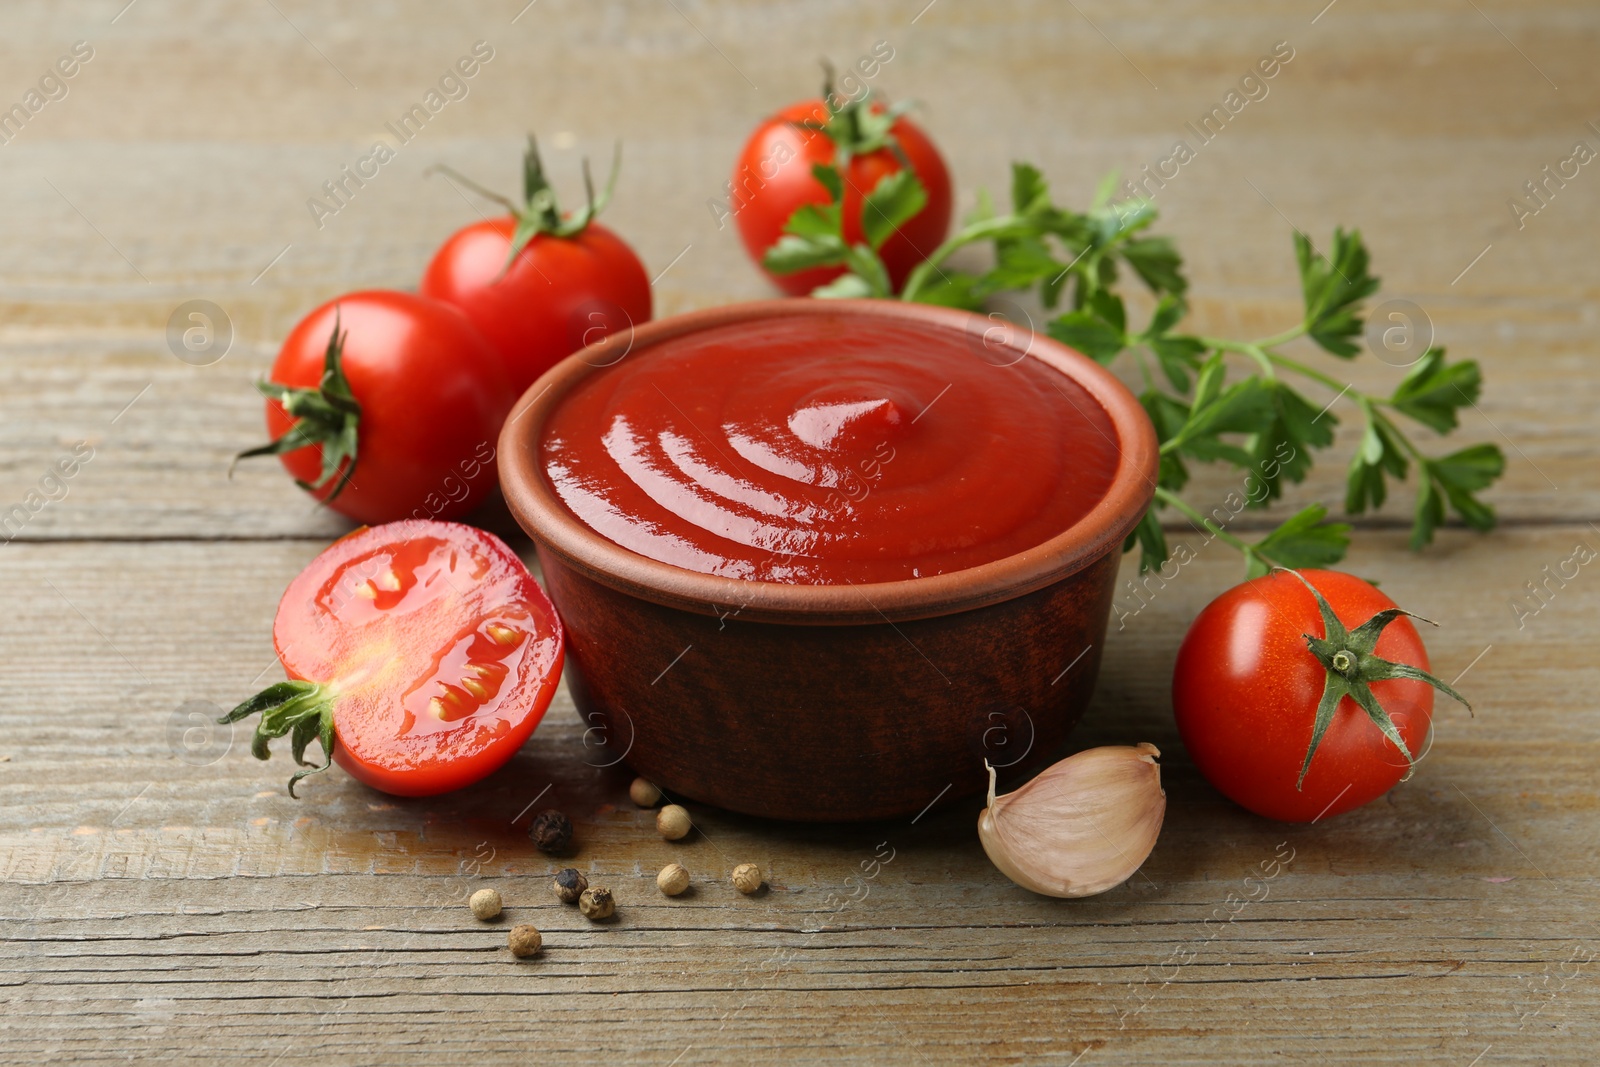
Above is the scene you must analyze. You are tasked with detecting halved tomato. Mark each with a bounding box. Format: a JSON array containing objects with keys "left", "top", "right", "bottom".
[{"left": 223, "top": 520, "right": 564, "bottom": 797}]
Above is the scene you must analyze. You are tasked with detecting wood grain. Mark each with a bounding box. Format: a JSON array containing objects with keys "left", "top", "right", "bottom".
[
  {"left": 2, "top": 0, "right": 1597, "bottom": 1063},
  {"left": 3, "top": 528, "right": 1597, "bottom": 1063}
]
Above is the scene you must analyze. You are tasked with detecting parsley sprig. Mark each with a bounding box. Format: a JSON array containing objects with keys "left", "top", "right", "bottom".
[{"left": 764, "top": 161, "right": 1505, "bottom": 574}]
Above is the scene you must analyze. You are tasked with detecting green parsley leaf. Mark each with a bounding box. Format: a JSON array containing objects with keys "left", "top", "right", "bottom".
[
  {"left": 1087, "top": 289, "right": 1126, "bottom": 334},
  {"left": 1344, "top": 408, "right": 1411, "bottom": 515},
  {"left": 1123, "top": 505, "right": 1170, "bottom": 574},
  {"left": 1246, "top": 380, "right": 1338, "bottom": 504},
  {"left": 781, "top": 200, "right": 842, "bottom": 241},
  {"left": 1048, "top": 292, "right": 1127, "bottom": 363},
  {"left": 810, "top": 273, "right": 874, "bottom": 299},
  {"left": 984, "top": 235, "right": 1063, "bottom": 292},
  {"left": 1011, "top": 162, "right": 1051, "bottom": 217},
  {"left": 1141, "top": 390, "right": 1192, "bottom": 492},
  {"left": 1121, "top": 235, "right": 1188, "bottom": 295},
  {"left": 1135, "top": 295, "right": 1204, "bottom": 391},
  {"left": 1148, "top": 336, "right": 1207, "bottom": 392},
  {"left": 1091, "top": 171, "right": 1123, "bottom": 211},
  {"left": 811, "top": 161, "right": 844, "bottom": 202},
  {"left": 1244, "top": 504, "right": 1352, "bottom": 577},
  {"left": 1049, "top": 311, "right": 1126, "bottom": 363},
  {"left": 1411, "top": 443, "right": 1505, "bottom": 548},
  {"left": 1389, "top": 347, "right": 1483, "bottom": 434},
  {"left": 1295, "top": 227, "right": 1379, "bottom": 357},
  {"left": 1170, "top": 355, "right": 1276, "bottom": 451},
  {"left": 763, "top": 233, "right": 847, "bottom": 275},
  {"left": 861, "top": 169, "right": 928, "bottom": 251},
  {"left": 908, "top": 272, "right": 987, "bottom": 310}
]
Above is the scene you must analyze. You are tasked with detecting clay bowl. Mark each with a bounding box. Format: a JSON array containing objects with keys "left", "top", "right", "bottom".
[{"left": 498, "top": 299, "right": 1157, "bottom": 821}]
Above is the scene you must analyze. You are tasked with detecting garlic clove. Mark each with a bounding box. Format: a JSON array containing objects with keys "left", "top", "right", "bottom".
[{"left": 977, "top": 743, "right": 1166, "bottom": 898}]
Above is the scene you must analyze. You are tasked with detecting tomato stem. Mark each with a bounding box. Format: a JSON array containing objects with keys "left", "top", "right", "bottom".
[
  {"left": 425, "top": 133, "right": 622, "bottom": 276},
  {"left": 232, "top": 310, "right": 361, "bottom": 503},
  {"left": 1278, "top": 568, "right": 1471, "bottom": 790},
  {"left": 219, "top": 679, "right": 339, "bottom": 797}
]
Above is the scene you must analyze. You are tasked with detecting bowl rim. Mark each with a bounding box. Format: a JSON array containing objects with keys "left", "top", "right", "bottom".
[{"left": 498, "top": 298, "right": 1158, "bottom": 625}]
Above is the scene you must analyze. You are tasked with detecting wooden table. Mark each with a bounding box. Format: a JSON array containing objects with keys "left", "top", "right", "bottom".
[{"left": 3, "top": 1, "right": 1595, "bottom": 1062}]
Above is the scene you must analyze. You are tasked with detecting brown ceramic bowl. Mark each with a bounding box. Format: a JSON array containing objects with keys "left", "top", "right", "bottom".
[{"left": 499, "top": 299, "right": 1157, "bottom": 821}]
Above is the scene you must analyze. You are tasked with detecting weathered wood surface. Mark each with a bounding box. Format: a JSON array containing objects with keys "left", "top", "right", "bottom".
[{"left": 2, "top": 0, "right": 1597, "bottom": 1063}]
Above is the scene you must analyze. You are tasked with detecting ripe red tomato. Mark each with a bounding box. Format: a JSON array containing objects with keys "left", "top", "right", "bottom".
[
  {"left": 732, "top": 98, "right": 952, "bottom": 296},
  {"left": 251, "top": 291, "right": 512, "bottom": 526},
  {"left": 226, "top": 521, "right": 565, "bottom": 797},
  {"left": 1172, "top": 569, "right": 1447, "bottom": 822},
  {"left": 421, "top": 218, "right": 651, "bottom": 397}
]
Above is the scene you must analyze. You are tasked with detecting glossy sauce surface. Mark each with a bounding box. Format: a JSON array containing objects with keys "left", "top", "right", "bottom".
[{"left": 541, "top": 315, "right": 1122, "bottom": 585}]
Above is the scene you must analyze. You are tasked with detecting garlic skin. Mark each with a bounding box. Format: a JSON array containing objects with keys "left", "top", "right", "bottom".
[{"left": 978, "top": 743, "right": 1166, "bottom": 898}]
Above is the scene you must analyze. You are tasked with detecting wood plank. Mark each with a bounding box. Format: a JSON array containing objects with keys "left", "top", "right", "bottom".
[
  {"left": 2, "top": 527, "right": 1594, "bottom": 1063},
  {"left": 0, "top": 1, "right": 1595, "bottom": 538}
]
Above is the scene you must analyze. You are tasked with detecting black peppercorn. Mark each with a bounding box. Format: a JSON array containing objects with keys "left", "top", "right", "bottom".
[
  {"left": 529, "top": 809, "right": 574, "bottom": 854},
  {"left": 553, "top": 867, "right": 587, "bottom": 904}
]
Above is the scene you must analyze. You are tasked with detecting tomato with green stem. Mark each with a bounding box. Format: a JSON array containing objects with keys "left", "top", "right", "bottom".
[
  {"left": 235, "top": 291, "right": 512, "bottom": 525},
  {"left": 422, "top": 135, "right": 652, "bottom": 396},
  {"left": 734, "top": 72, "right": 952, "bottom": 296},
  {"left": 1172, "top": 568, "right": 1470, "bottom": 822},
  {"left": 222, "top": 521, "right": 565, "bottom": 797}
]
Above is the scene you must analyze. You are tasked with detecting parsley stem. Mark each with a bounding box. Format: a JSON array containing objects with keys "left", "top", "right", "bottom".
[
  {"left": 1197, "top": 336, "right": 1275, "bottom": 379},
  {"left": 1153, "top": 486, "right": 1254, "bottom": 554},
  {"left": 1134, "top": 350, "right": 1157, "bottom": 393},
  {"left": 900, "top": 215, "right": 1033, "bottom": 302},
  {"left": 1252, "top": 325, "right": 1307, "bottom": 350},
  {"left": 1371, "top": 405, "right": 1430, "bottom": 466},
  {"left": 1262, "top": 350, "right": 1352, "bottom": 395}
]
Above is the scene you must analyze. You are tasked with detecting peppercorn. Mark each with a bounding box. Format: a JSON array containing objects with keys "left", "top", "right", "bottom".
[
  {"left": 578, "top": 886, "right": 615, "bottom": 920},
  {"left": 552, "top": 867, "right": 588, "bottom": 904},
  {"left": 468, "top": 888, "right": 502, "bottom": 920},
  {"left": 732, "top": 863, "right": 763, "bottom": 895},
  {"left": 507, "top": 923, "right": 542, "bottom": 958},
  {"left": 656, "top": 804, "right": 692, "bottom": 841},
  {"left": 528, "top": 809, "right": 574, "bottom": 853},
  {"left": 657, "top": 862, "right": 690, "bottom": 897},
  {"left": 629, "top": 776, "right": 663, "bottom": 807}
]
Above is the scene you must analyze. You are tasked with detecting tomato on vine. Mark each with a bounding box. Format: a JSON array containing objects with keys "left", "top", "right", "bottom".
[{"left": 1172, "top": 568, "right": 1470, "bottom": 822}]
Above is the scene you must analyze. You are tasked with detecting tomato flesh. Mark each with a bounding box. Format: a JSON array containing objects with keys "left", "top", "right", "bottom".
[
  {"left": 1172, "top": 569, "right": 1435, "bottom": 822},
  {"left": 273, "top": 520, "right": 564, "bottom": 796}
]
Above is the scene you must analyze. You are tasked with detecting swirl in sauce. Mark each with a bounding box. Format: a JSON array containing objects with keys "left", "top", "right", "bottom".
[{"left": 541, "top": 314, "right": 1120, "bottom": 585}]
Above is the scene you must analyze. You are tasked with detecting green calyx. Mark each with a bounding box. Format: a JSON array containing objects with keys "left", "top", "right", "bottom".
[
  {"left": 426, "top": 133, "right": 621, "bottom": 274},
  {"left": 1283, "top": 568, "right": 1472, "bottom": 790},
  {"left": 793, "top": 62, "right": 914, "bottom": 168},
  {"left": 218, "top": 679, "right": 338, "bottom": 797},
  {"left": 232, "top": 311, "right": 361, "bottom": 503}
]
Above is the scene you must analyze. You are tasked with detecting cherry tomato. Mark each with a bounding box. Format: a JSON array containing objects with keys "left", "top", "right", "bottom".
[
  {"left": 1172, "top": 569, "right": 1443, "bottom": 822},
  {"left": 421, "top": 218, "right": 651, "bottom": 397},
  {"left": 227, "top": 521, "right": 564, "bottom": 797},
  {"left": 250, "top": 291, "right": 512, "bottom": 526},
  {"left": 732, "top": 98, "right": 952, "bottom": 296}
]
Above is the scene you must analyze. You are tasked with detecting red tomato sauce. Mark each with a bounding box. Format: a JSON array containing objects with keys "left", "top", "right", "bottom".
[{"left": 540, "top": 313, "right": 1121, "bottom": 585}]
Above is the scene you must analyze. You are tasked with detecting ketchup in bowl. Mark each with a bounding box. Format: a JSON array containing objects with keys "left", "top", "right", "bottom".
[{"left": 540, "top": 313, "right": 1120, "bottom": 585}]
